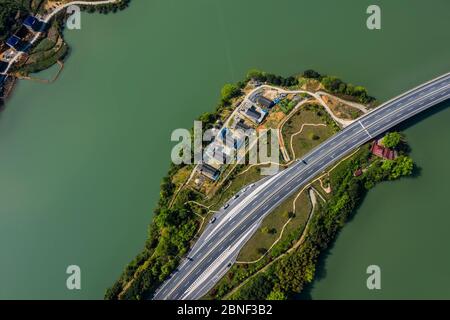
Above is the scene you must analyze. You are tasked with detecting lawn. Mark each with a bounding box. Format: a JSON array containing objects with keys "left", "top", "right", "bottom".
[
  {"left": 282, "top": 108, "right": 334, "bottom": 160},
  {"left": 290, "top": 125, "right": 334, "bottom": 159},
  {"left": 237, "top": 188, "right": 312, "bottom": 262},
  {"left": 171, "top": 165, "right": 194, "bottom": 188}
]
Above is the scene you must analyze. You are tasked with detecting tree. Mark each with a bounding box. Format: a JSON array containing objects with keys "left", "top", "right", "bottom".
[
  {"left": 382, "top": 132, "right": 402, "bottom": 148},
  {"left": 381, "top": 156, "right": 414, "bottom": 179},
  {"left": 267, "top": 290, "right": 286, "bottom": 300},
  {"left": 282, "top": 211, "right": 295, "bottom": 218},
  {"left": 381, "top": 159, "right": 394, "bottom": 172},
  {"left": 308, "top": 133, "right": 320, "bottom": 140},
  {"left": 257, "top": 248, "right": 268, "bottom": 255},
  {"left": 247, "top": 69, "right": 266, "bottom": 81},
  {"left": 302, "top": 69, "right": 322, "bottom": 79},
  {"left": 221, "top": 83, "right": 241, "bottom": 102},
  {"left": 391, "top": 156, "right": 414, "bottom": 179},
  {"left": 321, "top": 76, "right": 344, "bottom": 92},
  {"left": 198, "top": 112, "right": 216, "bottom": 124}
]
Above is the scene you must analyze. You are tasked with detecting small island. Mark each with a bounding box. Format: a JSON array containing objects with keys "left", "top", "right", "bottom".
[{"left": 106, "top": 69, "right": 415, "bottom": 300}]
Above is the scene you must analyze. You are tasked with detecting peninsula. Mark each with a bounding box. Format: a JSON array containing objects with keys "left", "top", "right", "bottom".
[
  {"left": 1, "top": 0, "right": 448, "bottom": 301},
  {"left": 106, "top": 69, "right": 450, "bottom": 300}
]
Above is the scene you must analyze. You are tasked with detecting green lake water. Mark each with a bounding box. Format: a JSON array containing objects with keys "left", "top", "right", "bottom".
[{"left": 0, "top": 0, "right": 449, "bottom": 299}]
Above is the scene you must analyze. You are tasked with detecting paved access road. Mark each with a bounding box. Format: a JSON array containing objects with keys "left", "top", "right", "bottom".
[{"left": 153, "top": 73, "right": 450, "bottom": 300}]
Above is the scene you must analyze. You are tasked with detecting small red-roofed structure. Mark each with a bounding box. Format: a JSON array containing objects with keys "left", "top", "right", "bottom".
[{"left": 371, "top": 140, "right": 397, "bottom": 160}]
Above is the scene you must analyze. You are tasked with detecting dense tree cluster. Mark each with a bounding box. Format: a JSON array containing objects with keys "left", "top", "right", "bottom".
[
  {"left": 0, "top": 0, "right": 29, "bottom": 41},
  {"left": 221, "top": 83, "right": 241, "bottom": 103},
  {"left": 381, "top": 156, "right": 414, "bottom": 180},
  {"left": 302, "top": 69, "right": 322, "bottom": 79},
  {"left": 247, "top": 69, "right": 299, "bottom": 87},
  {"left": 321, "top": 75, "right": 375, "bottom": 104},
  {"left": 298, "top": 69, "right": 376, "bottom": 104},
  {"left": 382, "top": 132, "right": 402, "bottom": 148}
]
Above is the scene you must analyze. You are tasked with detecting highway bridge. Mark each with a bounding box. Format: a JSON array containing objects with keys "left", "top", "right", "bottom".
[{"left": 153, "top": 72, "right": 450, "bottom": 300}]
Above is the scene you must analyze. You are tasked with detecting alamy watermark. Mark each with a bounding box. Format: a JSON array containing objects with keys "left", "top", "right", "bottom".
[
  {"left": 366, "top": 265, "right": 381, "bottom": 290},
  {"left": 66, "top": 5, "right": 82, "bottom": 30},
  {"left": 66, "top": 265, "right": 81, "bottom": 290},
  {"left": 366, "top": 5, "right": 381, "bottom": 30}
]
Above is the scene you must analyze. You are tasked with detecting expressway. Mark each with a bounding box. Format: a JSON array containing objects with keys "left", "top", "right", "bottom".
[{"left": 153, "top": 72, "right": 450, "bottom": 300}]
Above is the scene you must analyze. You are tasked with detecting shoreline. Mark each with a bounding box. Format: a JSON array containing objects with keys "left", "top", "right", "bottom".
[
  {"left": 0, "top": 0, "right": 131, "bottom": 106},
  {"left": 104, "top": 69, "right": 410, "bottom": 301}
]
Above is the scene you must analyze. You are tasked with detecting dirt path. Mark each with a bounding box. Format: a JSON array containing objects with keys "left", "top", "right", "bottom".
[
  {"left": 317, "top": 91, "right": 369, "bottom": 113},
  {"left": 18, "top": 60, "right": 64, "bottom": 83},
  {"left": 288, "top": 123, "right": 327, "bottom": 160},
  {"left": 277, "top": 99, "right": 312, "bottom": 162}
]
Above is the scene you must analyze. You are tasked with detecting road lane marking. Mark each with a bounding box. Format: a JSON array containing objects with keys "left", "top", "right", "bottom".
[{"left": 358, "top": 120, "right": 373, "bottom": 138}]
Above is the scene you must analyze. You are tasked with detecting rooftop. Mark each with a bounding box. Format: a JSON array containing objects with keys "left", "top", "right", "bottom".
[
  {"left": 234, "top": 118, "right": 251, "bottom": 131},
  {"left": 197, "top": 164, "right": 220, "bottom": 181},
  {"left": 245, "top": 105, "right": 267, "bottom": 124},
  {"left": 371, "top": 141, "right": 396, "bottom": 160},
  {"left": 256, "top": 95, "right": 274, "bottom": 109},
  {"left": 16, "top": 26, "right": 31, "bottom": 39},
  {"left": 6, "top": 36, "right": 20, "bottom": 48},
  {"left": 0, "top": 75, "right": 7, "bottom": 96},
  {"left": 0, "top": 61, "right": 8, "bottom": 74},
  {"left": 24, "top": 16, "right": 47, "bottom": 33},
  {"left": 6, "top": 36, "right": 30, "bottom": 52}
]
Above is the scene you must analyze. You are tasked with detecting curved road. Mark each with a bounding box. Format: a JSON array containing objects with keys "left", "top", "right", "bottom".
[{"left": 153, "top": 72, "right": 450, "bottom": 300}]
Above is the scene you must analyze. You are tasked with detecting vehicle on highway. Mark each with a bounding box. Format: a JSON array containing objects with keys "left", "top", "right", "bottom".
[
  {"left": 302, "top": 159, "right": 307, "bottom": 164},
  {"left": 223, "top": 203, "right": 229, "bottom": 209},
  {"left": 210, "top": 217, "right": 217, "bottom": 224},
  {"left": 233, "top": 194, "right": 239, "bottom": 199}
]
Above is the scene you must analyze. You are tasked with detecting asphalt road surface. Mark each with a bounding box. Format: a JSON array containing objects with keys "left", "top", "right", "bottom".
[{"left": 153, "top": 73, "right": 450, "bottom": 300}]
